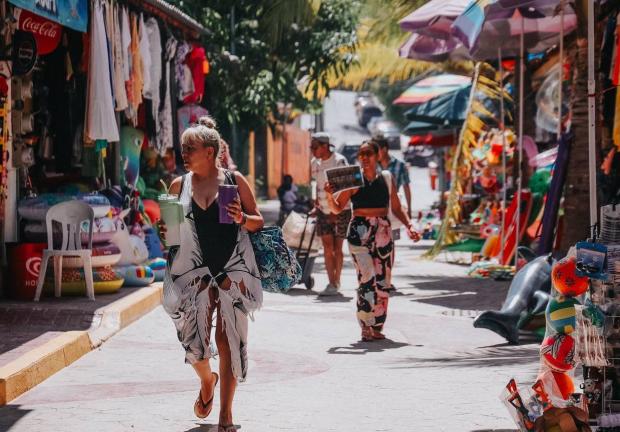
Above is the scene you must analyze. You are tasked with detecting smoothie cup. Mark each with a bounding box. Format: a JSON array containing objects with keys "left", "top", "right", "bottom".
[
  {"left": 158, "top": 194, "right": 184, "bottom": 246},
  {"left": 218, "top": 184, "right": 238, "bottom": 224}
]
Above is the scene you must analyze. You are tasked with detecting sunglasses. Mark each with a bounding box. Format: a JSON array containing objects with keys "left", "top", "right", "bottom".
[{"left": 358, "top": 150, "right": 375, "bottom": 158}]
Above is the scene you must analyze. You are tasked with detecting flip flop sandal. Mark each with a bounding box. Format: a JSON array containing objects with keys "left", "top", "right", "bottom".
[
  {"left": 218, "top": 424, "right": 237, "bottom": 432},
  {"left": 194, "top": 372, "right": 219, "bottom": 419},
  {"left": 361, "top": 326, "right": 374, "bottom": 342}
]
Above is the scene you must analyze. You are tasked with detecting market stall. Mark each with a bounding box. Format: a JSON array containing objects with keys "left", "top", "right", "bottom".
[{"left": 0, "top": 0, "right": 208, "bottom": 299}]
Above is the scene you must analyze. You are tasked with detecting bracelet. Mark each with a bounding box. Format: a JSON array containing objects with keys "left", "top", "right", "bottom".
[{"left": 240, "top": 212, "right": 248, "bottom": 226}]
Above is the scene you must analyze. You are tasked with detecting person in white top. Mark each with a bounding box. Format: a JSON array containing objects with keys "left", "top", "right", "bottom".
[{"left": 310, "top": 132, "right": 351, "bottom": 296}]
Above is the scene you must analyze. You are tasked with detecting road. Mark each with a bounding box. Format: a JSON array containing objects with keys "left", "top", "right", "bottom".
[{"left": 0, "top": 91, "right": 539, "bottom": 432}]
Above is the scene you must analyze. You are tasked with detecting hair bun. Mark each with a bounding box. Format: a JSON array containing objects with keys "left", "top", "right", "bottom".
[{"left": 198, "top": 115, "right": 217, "bottom": 129}]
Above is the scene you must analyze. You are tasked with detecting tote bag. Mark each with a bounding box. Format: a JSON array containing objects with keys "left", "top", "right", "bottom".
[{"left": 250, "top": 226, "right": 302, "bottom": 293}]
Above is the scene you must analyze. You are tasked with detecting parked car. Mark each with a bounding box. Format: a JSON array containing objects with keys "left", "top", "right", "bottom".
[
  {"left": 405, "top": 145, "right": 436, "bottom": 167},
  {"left": 354, "top": 92, "right": 384, "bottom": 128},
  {"left": 337, "top": 143, "right": 362, "bottom": 165},
  {"left": 371, "top": 120, "right": 401, "bottom": 150},
  {"left": 366, "top": 116, "right": 385, "bottom": 135}
]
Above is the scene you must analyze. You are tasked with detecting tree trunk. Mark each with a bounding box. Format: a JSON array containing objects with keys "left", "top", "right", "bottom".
[{"left": 559, "top": 35, "right": 591, "bottom": 252}]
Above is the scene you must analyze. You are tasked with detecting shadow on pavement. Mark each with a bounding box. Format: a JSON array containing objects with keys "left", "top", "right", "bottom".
[
  {"left": 0, "top": 287, "right": 144, "bottom": 364},
  {"left": 314, "top": 294, "right": 354, "bottom": 303},
  {"left": 327, "top": 339, "right": 410, "bottom": 355},
  {"left": 0, "top": 404, "right": 32, "bottom": 431},
  {"left": 286, "top": 288, "right": 319, "bottom": 297},
  {"left": 404, "top": 275, "right": 509, "bottom": 312},
  {"left": 185, "top": 424, "right": 242, "bottom": 432},
  {"left": 471, "top": 429, "right": 517, "bottom": 432},
  {"left": 392, "top": 344, "right": 538, "bottom": 369}
]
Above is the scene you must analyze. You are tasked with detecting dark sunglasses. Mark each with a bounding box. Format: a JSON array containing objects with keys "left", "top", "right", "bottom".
[{"left": 358, "top": 150, "right": 375, "bottom": 158}]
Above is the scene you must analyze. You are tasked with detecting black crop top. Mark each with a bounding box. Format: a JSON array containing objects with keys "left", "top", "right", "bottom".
[{"left": 350, "top": 174, "right": 389, "bottom": 209}]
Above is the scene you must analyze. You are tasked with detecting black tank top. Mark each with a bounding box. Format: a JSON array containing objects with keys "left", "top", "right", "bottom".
[
  {"left": 191, "top": 171, "right": 239, "bottom": 277},
  {"left": 351, "top": 174, "right": 389, "bottom": 209}
]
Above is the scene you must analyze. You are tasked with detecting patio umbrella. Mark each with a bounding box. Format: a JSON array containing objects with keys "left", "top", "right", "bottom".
[
  {"left": 405, "top": 84, "right": 510, "bottom": 127},
  {"left": 393, "top": 74, "right": 472, "bottom": 105},
  {"left": 451, "top": 0, "right": 576, "bottom": 60},
  {"left": 398, "top": 0, "right": 471, "bottom": 62}
]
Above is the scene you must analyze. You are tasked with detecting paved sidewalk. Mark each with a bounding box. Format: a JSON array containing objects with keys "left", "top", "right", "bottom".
[{"left": 0, "top": 239, "right": 538, "bottom": 431}]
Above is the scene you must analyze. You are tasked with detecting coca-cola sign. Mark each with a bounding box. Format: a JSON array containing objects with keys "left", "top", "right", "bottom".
[{"left": 14, "top": 8, "right": 61, "bottom": 55}]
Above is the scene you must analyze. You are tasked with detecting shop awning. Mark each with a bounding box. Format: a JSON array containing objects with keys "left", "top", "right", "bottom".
[
  {"left": 407, "top": 128, "right": 458, "bottom": 147},
  {"left": 393, "top": 74, "right": 471, "bottom": 105},
  {"left": 130, "top": 0, "right": 208, "bottom": 37},
  {"left": 9, "top": 0, "right": 88, "bottom": 32}
]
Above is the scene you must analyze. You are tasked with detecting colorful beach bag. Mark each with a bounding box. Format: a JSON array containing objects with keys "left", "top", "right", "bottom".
[{"left": 250, "top": 226, "right": 302, "bottom": 293}]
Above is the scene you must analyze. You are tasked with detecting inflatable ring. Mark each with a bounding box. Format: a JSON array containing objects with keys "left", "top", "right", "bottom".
[
  {"left": 62, "top": 243, "right": 122, "bottom": 268},
  {"left": 43, "top": 266, "right": 124, "bottom": 295},
  {"left": 115, "top": 265, "right": 155, "bottom": 287},
  {"left": 24, "top": 218, "right": 117, "bottom": 245},
  {"left": 18, "top": 193, "right": 111, "bottom": 221},
  {"left": 147, "top": 257, "right": 166, "bottom": 282}
]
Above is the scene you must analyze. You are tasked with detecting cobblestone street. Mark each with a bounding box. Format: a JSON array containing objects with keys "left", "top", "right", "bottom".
[{"left": 0, "top": 236, "right": 539, "bottom": 432}]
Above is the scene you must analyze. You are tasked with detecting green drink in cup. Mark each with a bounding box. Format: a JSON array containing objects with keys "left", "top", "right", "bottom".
[{"left": 158, "top": 180, "right": 184, "bottom": 247}]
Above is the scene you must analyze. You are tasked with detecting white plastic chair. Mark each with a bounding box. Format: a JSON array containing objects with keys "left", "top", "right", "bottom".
[{"left": 34, "top": 201, "right": 95, "bottom": 301}]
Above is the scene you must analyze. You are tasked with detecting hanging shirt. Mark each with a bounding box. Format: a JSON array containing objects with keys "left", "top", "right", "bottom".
[
  {"left": 85, "top": 0, "right": 119, "bottom": 142},
  {"left": 139, "top": 13, "right": 151, "bottom": 97},
  {"left": 121, "top": 6, "right": 131, "bottom": 82},
  {"left": 175, "top": 41, "right": 194, "bottom": 101},
  {"left": 144, "top": 18, "right": 162, "bottom": 118},
  {"left": 112, "top": 3, "right": 128, "bottom": 111},
  {"left": 183, "top": 43, "right": 207, "bottom": 104},
  {"left": 157, "top": 36, "right": 177, "bottom": 154}
]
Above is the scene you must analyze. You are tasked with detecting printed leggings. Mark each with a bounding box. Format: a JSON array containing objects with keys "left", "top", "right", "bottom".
[{"left": 347, "top": 216, "right": 393, "bottom": 330}]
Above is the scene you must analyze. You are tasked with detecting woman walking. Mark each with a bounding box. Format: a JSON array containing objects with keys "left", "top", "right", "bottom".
[
  {"left": 325, "top": 141, "right": 419, "bottom": 341},
  {"left": 162, "top": 117, "right": 263, "bottom": 432}
]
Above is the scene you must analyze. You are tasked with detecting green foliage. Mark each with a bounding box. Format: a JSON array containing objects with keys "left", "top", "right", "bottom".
[{"left": 168, "top": 0, "right": 358, "bottom": 160}]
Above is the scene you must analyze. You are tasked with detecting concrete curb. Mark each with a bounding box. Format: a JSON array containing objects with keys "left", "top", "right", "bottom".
[{"left": 0, "top": 283, "right": 163, "bottom": 406}]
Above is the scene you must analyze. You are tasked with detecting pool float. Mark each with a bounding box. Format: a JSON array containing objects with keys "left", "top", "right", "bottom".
[
  {"left": 18, "top": 193, "right": 111, "bottom": 221},
  {"left": 24, "top": 217, "right": 117, "bottom": 245},
  {"left": 110, "top": 209, "right": 150, "bottom": 266},
  {"left": 540, "top": 334, "right": 576, "bottom": 372},
  {"left": 115, "top": 265, "right": 155, "bottom": 287},
  {"left": 142, "top": 199, "right": 160, "bottom": 223},
  {"left": 474, "top": 254, "right": 553, "bottom": 344},
  {"left": 144, "top": 226, "right": 163, "bottom": 259},
  {"left": 147, "top": 257, "right": 166, "bottom": 282},
  {"left": 43, "top": 266, "right": 124, "bottom": 295},
  {"left": 120, "top": 126, "right": 144, "bottom": 188},
  {"left": 62, "top": 243, "right": 121, "bottom": 268}
]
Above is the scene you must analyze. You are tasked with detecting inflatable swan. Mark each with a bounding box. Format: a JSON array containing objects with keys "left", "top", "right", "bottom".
[{"left": 473, "top": 254, "right": 553, "bottom": 344}]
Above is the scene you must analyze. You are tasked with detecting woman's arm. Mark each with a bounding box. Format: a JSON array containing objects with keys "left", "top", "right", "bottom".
[
  {"left": 229, "top": 171, "right": 264, "bottom": 232},
  {"left": 324, "top": 182, "right": 355, "bottom": 214},
  {"left": 389, "top": 175, "right": 420, "bottom": 241}
]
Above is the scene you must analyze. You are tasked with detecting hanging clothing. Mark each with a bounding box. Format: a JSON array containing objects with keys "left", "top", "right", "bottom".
[
  {"left": 613, "top": 15, "right": 620, "bottom": 148},
  {"left": 121, "top": 6, "right": 131, "bottom": 82},
  {"left": 126, "top": 13, "right": 143, "bottom": 126},
  {"left": 111, "top": 3, "right": 127, "bottom": 111},
  {"left": 157, "top": 35, "right": 177, "bottom": 154},
  {"left": 183, "top": 43, "right": 207, "bottom": 104},
  {"left": 144, "top": 18, "right": 162, "bottom": 129},
  {"left": 85, "top": 0, "right": 119, "bottom": 142},
  {"left": 175, "top": 41, "right": 194, "bottom": 101},
  {"left": 139, "top": 13, "right": 151, "bottom": 97},
  {"left": 347, "top": 216, "right": 393, "bottom": 330},
  {"left": 163, "top": 172, "right": 263, "bottom": 381}
]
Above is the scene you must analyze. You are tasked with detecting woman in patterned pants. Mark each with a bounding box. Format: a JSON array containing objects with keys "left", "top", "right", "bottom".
[{"left": 324, "top": 141, "right": 420, "bottom": 341}]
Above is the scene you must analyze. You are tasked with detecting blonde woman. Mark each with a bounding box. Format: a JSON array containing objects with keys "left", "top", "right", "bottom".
[{"left": 162, "top": 117, "right": 262, "bottom": 432}]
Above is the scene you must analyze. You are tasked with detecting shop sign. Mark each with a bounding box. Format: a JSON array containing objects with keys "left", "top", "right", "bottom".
[
  {"left": 8, "top": 0, "right": 88, "bottom": 33},
  {"left": 14, "top": 8, "right": 62, "bottom": 55}
]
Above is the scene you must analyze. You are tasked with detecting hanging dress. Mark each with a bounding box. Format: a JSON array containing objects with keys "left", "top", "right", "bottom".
[
  {"left": 85, "top": 0, "right": 119, "bottom": 142},
  {"left": 162, "top": 172, "right": 263, "bottom": 381}
]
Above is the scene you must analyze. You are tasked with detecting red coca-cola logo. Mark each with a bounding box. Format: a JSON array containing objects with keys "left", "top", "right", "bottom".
[
  {"left": 22, "top": 17, "right": 60, "bottom": 39},
  {"left": 15, "top": 8, "right": 61, "bottom": 55}
]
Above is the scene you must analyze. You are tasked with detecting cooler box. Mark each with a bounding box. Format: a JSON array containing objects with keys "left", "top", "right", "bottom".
[{"left": 6, "top": 242, "right": 46, "bottom": 300}]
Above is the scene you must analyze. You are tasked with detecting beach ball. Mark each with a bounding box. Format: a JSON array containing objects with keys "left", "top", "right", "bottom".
[
  {"left": 552, "top": 371, "right": 575, "bottom": 400},
  {"left": 540, "top": 334, "right": 575, "bottom": 372},
  {"left": 545, "top": 296, "right": 579, "bottom": 334},
  {"left": 552, "top": 256, "right": 589, "bottom": 297}
]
